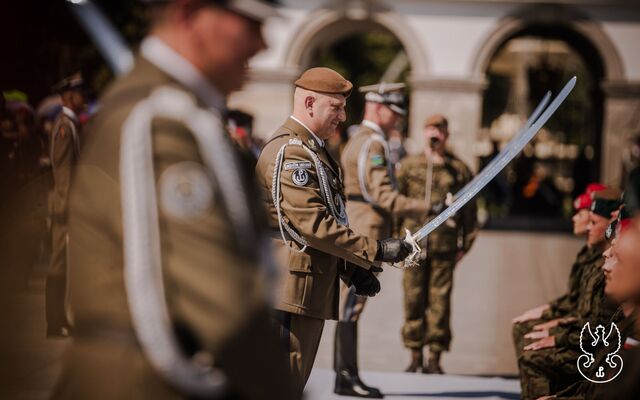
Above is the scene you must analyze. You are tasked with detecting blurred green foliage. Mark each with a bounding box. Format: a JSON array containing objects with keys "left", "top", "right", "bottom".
[{"left": 311, "top": 30, "right": 409, "bottom": 131}]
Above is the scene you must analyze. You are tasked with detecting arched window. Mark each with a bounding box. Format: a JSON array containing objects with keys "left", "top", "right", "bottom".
[{"left": 478, "top": 26, "right": 604, "bottom": 231}]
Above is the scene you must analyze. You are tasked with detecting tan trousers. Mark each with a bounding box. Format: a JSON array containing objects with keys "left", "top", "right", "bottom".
[
  {"left": 274, "top": 311, "right": 325, "bottom": 396},
  {"left": 46, "top": 215, "right": 70, "bottom": 332}
]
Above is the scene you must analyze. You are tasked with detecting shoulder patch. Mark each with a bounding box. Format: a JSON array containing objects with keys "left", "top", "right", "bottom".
[
  {"left": 370, "top": 154, "right": 385, "bottom": 167},
  {"left": 159, "top": 162, "right": 214, "bottom": 219},
  {"left": 284, "top": 161, "right": 312, "bottom": 171},
  {"left": 291, "top": 168, "right": 310, "bottom": 186},
  {"left": 289, "top": 138, "right": 303, "bottom": 146}
]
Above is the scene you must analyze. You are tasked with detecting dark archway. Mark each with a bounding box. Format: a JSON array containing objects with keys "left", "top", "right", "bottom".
[{"left": 479, "top": 24, "right": 605, "bottom": 231}]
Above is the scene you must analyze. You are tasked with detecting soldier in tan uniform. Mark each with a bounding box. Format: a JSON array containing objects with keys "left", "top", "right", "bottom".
[
  {"left": 256, "top": 68, "right": 413, "bottom": 396},
  {"left": 52, "top": 1, "right": 293, "bottom": 399},
  {"left": 334, "top": 83, "right": 429, "bottom": 398},
  {"left": 46, "top": 73, "right": 84, "bottom": 337},
  {"left": 397, "top": 114, "right": 478, "bottom": 374}
]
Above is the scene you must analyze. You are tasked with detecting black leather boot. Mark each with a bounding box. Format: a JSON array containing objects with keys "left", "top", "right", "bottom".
[
  {"left": 404, "top": 348, "right": 423, "bottom": 373},
  {"left": 334, "top": 321, "right": 383, "bottom": 398}
]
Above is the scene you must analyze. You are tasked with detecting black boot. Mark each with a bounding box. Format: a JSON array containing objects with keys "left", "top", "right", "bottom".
[
  {"left": 404, "top": 348, "right": 423, "bottom": 373},
  {"left": 334, "top": 321, "right": 383, "bottom": 398}
]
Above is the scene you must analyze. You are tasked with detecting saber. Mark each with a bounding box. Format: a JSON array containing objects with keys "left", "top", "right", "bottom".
[
  {"left": 66, "top": 0, "right": 134, "bottom": 75},
  {"left": 399, "top": 76, "right": 577, "bottom": 268},
  {"left": 451, "top": 90, "right": 551, "bottom": 204}
]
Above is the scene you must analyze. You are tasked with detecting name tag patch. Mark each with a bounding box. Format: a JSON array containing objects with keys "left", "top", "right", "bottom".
[{"left": 284, "top": 161, "right": 312, "bottom": 171}]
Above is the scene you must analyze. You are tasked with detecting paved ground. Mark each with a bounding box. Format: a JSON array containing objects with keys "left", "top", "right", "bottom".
[
  {"left": 305, "top": 368, "right": 520, "bottom": 399},
  {"left": 0, "top": 230, "right": 582, "bottom": 399},
  {"left": 314, "top": 231, "right": 582, "bottom": 376}
]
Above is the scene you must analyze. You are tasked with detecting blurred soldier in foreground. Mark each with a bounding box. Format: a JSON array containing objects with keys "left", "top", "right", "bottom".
[
  {"left": 256, "top": 67, "right": 413, "bottom": 395},
  {"left": 607, "top": 168, "right": 640, "bottom": 399},
  {"left": 46, "top": 73, "right": 84, "bottom": 337},
  {"left": 511, "top": 183, "right": 606, "bottom": 359},
  {"left": 398, "top": 114, "right": 478, "bottom": 374},
  {"left": 52, "top": 1, "right": 293, "bottom": 399},
  {"left": 335, "top": 83, "right": 428, "bottom": 398}
]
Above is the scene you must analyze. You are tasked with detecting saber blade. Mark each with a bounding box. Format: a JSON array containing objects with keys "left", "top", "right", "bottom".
[
  {"left": 412, "top": 76, "right": 576, "bottom": 243},
  {"left": 452, "top": 91, "right": 551, "bottom": 203},
  {"left": 66, "top": 0, "right": 134, "bottom": 75}
]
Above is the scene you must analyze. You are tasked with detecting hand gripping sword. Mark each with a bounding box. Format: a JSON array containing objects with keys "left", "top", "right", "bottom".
[{"left": 396, "top": 76, "right": 577, "bottom": 269}]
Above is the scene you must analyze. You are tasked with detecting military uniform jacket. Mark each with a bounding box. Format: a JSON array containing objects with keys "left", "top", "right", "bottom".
[
  {"left": 553, "top": 247, "right": 617, "bottom": 348},
  {"left": 256, "top": 118, "right": 379, "bottom": 320},
  {"left": 396, "top": 152, "right": 478, "bottom": 255},
  {"left": 545, "top": 245, "right": 591, "bottom": 319},
  {"left": 57, "top": 55, "right": 290, "bottom": 400},
  {"left": 341, "top": 123, "right": 428, "bottom": 239},
  {"left": 50, "top": 107, "right": 80, "bottom": 219}
]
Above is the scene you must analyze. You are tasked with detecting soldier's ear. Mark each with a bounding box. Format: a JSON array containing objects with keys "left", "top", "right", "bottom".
[
  {"left": 304, "top": 96, "right": 316, "bottom": 116},
  {"left": 305, "top": 96, "right": 315, "bottom": 110}
]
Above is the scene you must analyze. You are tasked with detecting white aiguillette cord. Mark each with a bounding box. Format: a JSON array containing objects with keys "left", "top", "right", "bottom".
[{"left": 120, "top": 86, "right": 261, "bottom": 398}]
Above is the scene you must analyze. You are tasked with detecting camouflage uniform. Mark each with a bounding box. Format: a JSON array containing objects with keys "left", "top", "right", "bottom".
[
  {"left": 518, "top": 247, "right": 617, "bottom": 399},
  {"left": 397, "top": 152, "right": 477, "bottom": 354},
  {"left": 512, "top": 245, "right": 591, "bottom": 359}
]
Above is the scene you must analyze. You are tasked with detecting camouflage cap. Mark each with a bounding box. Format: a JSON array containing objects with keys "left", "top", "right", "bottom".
[{"left": 294, "top": 67, "right": 353, "bottom": 97}]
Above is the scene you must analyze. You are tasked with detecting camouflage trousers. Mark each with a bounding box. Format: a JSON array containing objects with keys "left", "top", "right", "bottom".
[
  {"left": 512, "top": 318, "right": 547, "bottom": 360},
  {"left": 402, "top": 254, "right": 456, "bottom": 353},
  {"left": 518, "top": 345, "right": 580, "bottom": 400}
]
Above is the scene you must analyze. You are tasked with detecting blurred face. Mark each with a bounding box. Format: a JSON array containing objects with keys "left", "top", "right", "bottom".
[
  {"left": 613, "top": 226, "right": 640, "bottom": 303},
  {"left": 572, "top": 209, "right": 590, "bottom": 236},
  {"left": 377, "top": 104, "right": 403, "bottom": 133},
  {"left": 603, "top": 240, "right": 620, "bottom": 300},
  {"left": 62, "top": 90, "right": 85, "bottom": 113},
  {"left": 424, "top": 125, "right": 447, "bottom": 150},
  {"left": 307, "top": 93, "right": 346, "bottom": 139},
  {"left": 586, "top": 212, "right": 609, "bottom": 247},
  {"left": 189, "top": 6, "right": 266, "bottom": 94}
]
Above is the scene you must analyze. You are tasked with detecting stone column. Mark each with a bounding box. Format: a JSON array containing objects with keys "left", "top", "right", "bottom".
[
  {"left": 407, "top": 75, "right": 487, "bottom": 171},
  {"left": 600, "top": 80, "right": 640, "bottom": 186}
]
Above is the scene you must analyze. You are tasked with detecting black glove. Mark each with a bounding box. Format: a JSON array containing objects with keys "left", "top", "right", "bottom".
[
  {"left": 375, "top": 238, "right": 412, "bottom": 263},
  {"left": 350, "top": 265, "right": 382, "bottom": 297}
]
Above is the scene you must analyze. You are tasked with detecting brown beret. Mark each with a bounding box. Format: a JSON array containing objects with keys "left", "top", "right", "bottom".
[
  {"left": 425, "top": 114, "right": 448, "bottom": 129},
  {"left": 294, "top": 67, "right": 353, "bottom": 97},
  {"left": 592, "top": 187, "right": 621, "bottom": 201}
]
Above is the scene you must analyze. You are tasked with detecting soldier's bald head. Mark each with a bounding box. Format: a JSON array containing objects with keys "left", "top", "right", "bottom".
[{"left": 290, "top": 67, "right": 351, "bottom": 139}]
